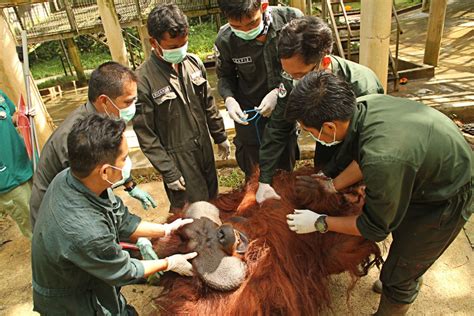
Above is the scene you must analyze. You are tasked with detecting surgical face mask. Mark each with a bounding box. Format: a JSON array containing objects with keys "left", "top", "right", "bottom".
[
  {"left": 106, "top": 156, "right": 132, "bottom": 187},
  {"left": 106, "top": 96, "right": 137, "bottom": 123},
  {"left": 311, "top": 126, "right": 342, "bottom": 147},
  {"left": 231, "top": 19, "right": 264, "bottom": 41},
  {"left": 159, "top": 42, "right": 188, "bottom": 64}
]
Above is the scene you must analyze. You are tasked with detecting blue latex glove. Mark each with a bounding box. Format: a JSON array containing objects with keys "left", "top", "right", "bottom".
[{"left": 128, "top": 186, "right": 157, "bottom": 210}]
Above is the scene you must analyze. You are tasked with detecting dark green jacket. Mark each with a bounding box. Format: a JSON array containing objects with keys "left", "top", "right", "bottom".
[
  {"left": 215, "top": 6, "right": 303, "bottom": 145},
  {"left": 134, "top": 53, "right": 226, "bottom": 184},
  {"left": 32, "top": 169, "right": 143, "bottom": 315},
  {"left": 0, "top": 89, "right": 32, "bottom": 193},
  {"left": 30, "top": 101, "right": 96, "bottom": 227},
  {"left": 259, "top": 55, "right": 384, "bottom": 183},
  {"left": 342, "top": 95, "right": 472, "bottom": 242}
]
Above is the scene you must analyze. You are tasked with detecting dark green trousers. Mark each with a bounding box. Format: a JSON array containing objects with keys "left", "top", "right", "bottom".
[{"left": 380, "top": 182, "right": 472, "bottom": 304}]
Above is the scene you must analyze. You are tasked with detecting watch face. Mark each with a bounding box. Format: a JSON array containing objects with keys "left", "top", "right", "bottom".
[{"left": 315, "top": 216, "right": 328, "bottom": 233}]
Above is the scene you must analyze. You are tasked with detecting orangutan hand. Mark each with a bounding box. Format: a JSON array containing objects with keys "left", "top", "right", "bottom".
[{"left": 295, "top": 172, "right": 337, "bottom": 195}]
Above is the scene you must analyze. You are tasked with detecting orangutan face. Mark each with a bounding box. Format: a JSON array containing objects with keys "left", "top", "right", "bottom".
[{"left": 178, "top": 202, "right": 249, "bottom": 291}]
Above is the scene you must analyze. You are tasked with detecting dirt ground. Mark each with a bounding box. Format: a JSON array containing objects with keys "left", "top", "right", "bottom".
[{"left": 1, "top": 0, "right": 473, "bottom": 315}]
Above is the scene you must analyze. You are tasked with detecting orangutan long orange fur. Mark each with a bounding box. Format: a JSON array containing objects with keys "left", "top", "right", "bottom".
[{"left": 154, "top": 168, "right": 382, "bottom": 315}]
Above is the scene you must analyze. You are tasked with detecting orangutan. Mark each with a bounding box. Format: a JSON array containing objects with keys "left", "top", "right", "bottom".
[{"left": 152, "top": 167, "right": 382, "bottom": 315}]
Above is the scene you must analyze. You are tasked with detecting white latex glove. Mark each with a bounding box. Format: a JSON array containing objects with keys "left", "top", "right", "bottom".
[
  {"left": 162, "top": 218, "right": 194, "bottom": 236},
  {"left": 217, "top": 140, "right": 231, "bottom": 160},
  {"left": 256, "top": 182, "right": 281, "bottom": 204},
  {"left": 166, "top": 176, "right": 186, "bottom": 191},
  {"left": 225, "top": 97, "right": 248, "bottom": 125},
  {"left": 255, "top": 88, "right": 278, "bottom": 117},
  {"left": 165, "top": 252, "right": 198, "bottom": 276},
  {"left": 286, "top": 209, "right": 325, "bottom": 234}
]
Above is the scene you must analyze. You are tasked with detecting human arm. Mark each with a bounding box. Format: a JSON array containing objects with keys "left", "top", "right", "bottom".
[
  {"left": 129, "top": 218, "right": 194, "bottom": 240},
  {"left": 259, "top": 81, "right": 296, "bottom": 184}
]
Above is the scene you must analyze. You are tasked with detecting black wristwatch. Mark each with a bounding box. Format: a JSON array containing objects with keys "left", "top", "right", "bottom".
[
  {"left": 314, "top": 215, "right": 328, "bottom": 233},
  {"left": 124, "top": 181, "right": 136, "bottom": 192}
]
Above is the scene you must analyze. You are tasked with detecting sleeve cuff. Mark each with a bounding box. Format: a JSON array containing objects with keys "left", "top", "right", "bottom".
[
  {"left": 356, "top": 214, "right": 389, "bottom": 242},
  {"left": 120, "top": 213, "right": 142, "bottom": 239},
  {"left": 258, "top": 172, "right": 273, "bottom": 184},
  {"left": 213, "top": 135, "right": 227, "bottom": 145},
  {"left": 130, "top": 258, "right": 145, "bottom": 278}
]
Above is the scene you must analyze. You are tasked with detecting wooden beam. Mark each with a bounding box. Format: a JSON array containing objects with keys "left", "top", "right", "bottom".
[
  {"left": 359, "top": 0, "right": 392, "bottom": 92},
  {"left": 423, "top": 0, "right": 448, "bottom": 66},
  {"left": 97, "top": 0, "right": 129, "bottom": 66},
  {"left": 65, "top": 37, "right": 87, "bottom": 85}
]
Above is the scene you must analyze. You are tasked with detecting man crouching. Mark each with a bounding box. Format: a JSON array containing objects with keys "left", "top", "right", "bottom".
[{"left": 32, "top": 113, "right": 196, "bottom": 315}]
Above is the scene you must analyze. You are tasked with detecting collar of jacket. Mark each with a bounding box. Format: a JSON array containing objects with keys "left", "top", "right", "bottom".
[
  {"left": 343, "top": 100, "right": 367, "bottom": 147},
  {"left": 65, "top": 168, "right": 120, "bottom": 214},
  {"left": 85, "top": 100, "right": 97, "bottom": 113}
]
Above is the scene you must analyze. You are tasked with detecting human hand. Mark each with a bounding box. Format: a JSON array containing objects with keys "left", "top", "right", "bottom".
[
  {"left": 255, "top": 88, "right": 278, "bottom": 117},
  {"left": 225, "top": 97, "right": 248, "bottom": 125},
  {"left": 286, "top": 209, "right": 325, "bottom": 234},
  {"left": 128, "top": 186, "right": 157, "bottom": 210},
  {"left": 217, "top": 140, "right": 231, "bottom": 160},
  {"left": 256, "top": 182, "right": 281, "bottom": 204},
  {"left": 162, "top": 218, "right": 194, "bottom": 236},
  {"left": 165, "top": 252, "right": 198, "bottom": 276},
  {"left": 166, "top": 176, "right": 186, "bottom": 191},
  {"left": 295, "top": 172, "right": 337, "bottom": 195}
]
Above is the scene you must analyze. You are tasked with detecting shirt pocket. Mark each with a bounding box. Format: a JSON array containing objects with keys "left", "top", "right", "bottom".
[
  {"left": 154, "top": 91, "right": 179, "bottom": 122},
  {"left": 237, "top": 63, "right": 256, "bottom": 75}
]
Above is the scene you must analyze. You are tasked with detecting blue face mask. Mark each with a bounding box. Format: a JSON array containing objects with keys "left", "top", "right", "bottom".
[
  {"left": 106, "top": 156, "right": 132, "bottom": 188},
  {"left": 231, "top": 19, "right": 264, "bottom": 41},
  {"left": 160, "top": 42, "right": 188, "bottom": 64},
  {"left": 311, "top": 125, "right": 342, "bottom": 147}
]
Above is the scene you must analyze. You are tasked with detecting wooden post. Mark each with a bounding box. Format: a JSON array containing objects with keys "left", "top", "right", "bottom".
[
  {"left": 359, "top": 0, "right": 392, "bottom": 92},
  {"left": 290, "top": 0, "right": 306, "bottom": 13},
  {"left": 137, "top": 24, "right": 151, "bottom": 60},
  {"left": 423, "top": 0, "right": 448, "bottom": 66},
  {"left": 65, "top": 37, "right": 87, "bottom": 85},
  {"left": 0, "top": 12, "right": 55, "bottom": 149},
  {"left": 422, "top": 0, "right": 431, "bottom": 13},
  {"left": 97, "top": 0, "right": 130, "bottom": 66}
]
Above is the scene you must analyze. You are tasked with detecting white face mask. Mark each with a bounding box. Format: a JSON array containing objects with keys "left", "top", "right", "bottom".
[
  {"left": 106, "top": 156, "right": 132, "bottom": 187},
  {"left": 311, "top": 125, "right": 342, "bottom": 147}
]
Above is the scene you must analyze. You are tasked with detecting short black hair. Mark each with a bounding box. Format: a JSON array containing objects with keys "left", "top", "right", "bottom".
[
  {"left": 67, "top": 113, "right": 126, "bottom": 178},
  {"left": 147, "top": 4, "right": 189, "bottom": 42},
  {"left": 218, "top": 0, "right": 261, "bottom": 20},
  {"left": 278, "top": 16, "right": 333, "bottom": 65},
  {"left": 285, "top": 72, "right": 356, "bottom": 129},
  {"left": 87, "top": 61, "right": 137, "bottom": 103}
]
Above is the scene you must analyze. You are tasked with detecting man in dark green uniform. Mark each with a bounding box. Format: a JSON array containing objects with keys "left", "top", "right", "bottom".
[
  {"left": 32, "top": 114, "right": 196, "bottom": 315},
  {"left": 257, "top": 16, "right": 385, "bottom": 203},
  {"left": 215, "top": 0, "right": 303, "bottom": 179},
  {"left": 30, "top": 62, "right": 156, "bottom": 228},
  {"left": 134, "top": 4, "right": 229, "bottom": 211},
  {"left": 0, "top": 89, "right": 34, "bottom": 238},
  {"left": 285, "top": 72, "right": 473, "bottom": 315}
]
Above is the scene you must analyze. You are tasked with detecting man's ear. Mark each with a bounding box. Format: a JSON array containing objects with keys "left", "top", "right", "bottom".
[
  {"left": 99, "top": 164, "right": 110, "bottom": 182},
  {"left": 322, "top": 121, "right": 336, "bottom": 134}
]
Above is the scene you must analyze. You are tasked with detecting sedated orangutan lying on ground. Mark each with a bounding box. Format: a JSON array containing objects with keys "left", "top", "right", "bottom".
[{"left": 152, "top": 167, "right": 382, "bottom": 315}]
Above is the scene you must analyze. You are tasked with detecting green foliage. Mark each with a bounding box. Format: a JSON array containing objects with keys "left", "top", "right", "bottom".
[
  {"left": 188, "top": 21, "right": 218, "bottom": 61},
  {"left": 218, "top": 168, "right": 245, "bottom": 189}
]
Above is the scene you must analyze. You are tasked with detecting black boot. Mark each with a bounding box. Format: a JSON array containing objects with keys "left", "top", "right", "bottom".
[{"left": 374, "top": 294, "right": 411, "bottom": 316}]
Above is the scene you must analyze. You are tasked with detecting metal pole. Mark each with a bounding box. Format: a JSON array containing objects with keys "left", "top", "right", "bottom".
[
  {"left": 21, "top": 30, "right": 40, "bottom": 170},
  {"left": 60, "top": 39, "right": 74, "bottom": 76}
]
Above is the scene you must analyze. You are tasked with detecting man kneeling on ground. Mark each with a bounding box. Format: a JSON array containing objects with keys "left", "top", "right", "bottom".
[{"left": 32, "top": 113, "right": 196, "bottom": 315}]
